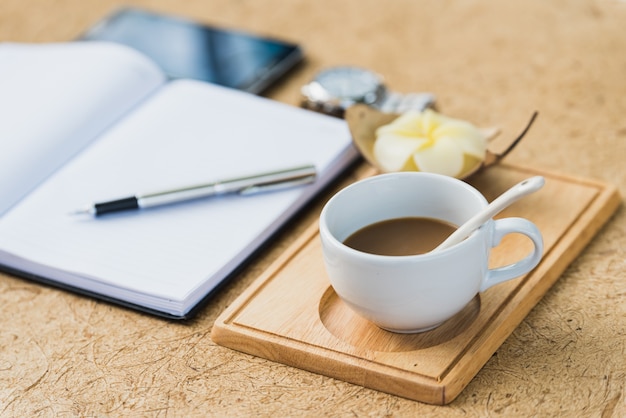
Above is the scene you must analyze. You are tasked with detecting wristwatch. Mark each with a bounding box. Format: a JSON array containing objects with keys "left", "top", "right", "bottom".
[{"left": 300, "top": 66, "right": 435, "bottom": 117}]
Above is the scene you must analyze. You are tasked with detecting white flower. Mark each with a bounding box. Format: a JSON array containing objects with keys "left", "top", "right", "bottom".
[{"left": 373, "top": 109, "right": 487, "bottom": 178}]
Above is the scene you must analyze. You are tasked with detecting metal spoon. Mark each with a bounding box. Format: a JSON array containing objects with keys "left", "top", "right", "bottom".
[{"left": 433, "top": 176, "right": 545, "bottom": 252}]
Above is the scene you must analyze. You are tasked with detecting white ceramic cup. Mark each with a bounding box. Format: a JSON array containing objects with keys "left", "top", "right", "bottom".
[{"left": 319, "top": 172, "right": 543, "bottom": 333}]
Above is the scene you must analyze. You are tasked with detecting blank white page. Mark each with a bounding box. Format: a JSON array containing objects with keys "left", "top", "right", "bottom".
[
  {"left": 0, "top": 79, "right": 357, "bottom": 316},
  {"left": 0, "top": 42, "right": 166, "bottom": 215}
]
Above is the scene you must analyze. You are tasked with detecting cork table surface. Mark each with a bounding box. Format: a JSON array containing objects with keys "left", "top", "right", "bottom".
[{"left": 1, "top": 0, "right": 625, "bottom": 416}]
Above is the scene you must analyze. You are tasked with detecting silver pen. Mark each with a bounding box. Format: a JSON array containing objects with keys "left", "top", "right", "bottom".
[{"left": 71, "top": 164, "right": 317, "bottom": 217}]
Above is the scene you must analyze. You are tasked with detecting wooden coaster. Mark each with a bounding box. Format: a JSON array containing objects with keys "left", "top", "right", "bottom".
[{"left": 211, "top": 164, "right": 621, "bottom": 405}]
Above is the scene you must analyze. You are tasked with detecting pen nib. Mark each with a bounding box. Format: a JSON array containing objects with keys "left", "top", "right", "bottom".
[{"left": 68, "top": 207, "right": 94, "bottom": 216}]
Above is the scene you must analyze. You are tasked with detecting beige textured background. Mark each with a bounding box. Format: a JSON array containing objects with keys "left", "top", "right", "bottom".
[{"left": 1, "top": 0, "right": 625, "bottom": 416}]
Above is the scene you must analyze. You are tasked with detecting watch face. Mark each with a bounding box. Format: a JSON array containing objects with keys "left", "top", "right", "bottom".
[{"left": 314, "top": 66, "right": 383, "bottom": 105}]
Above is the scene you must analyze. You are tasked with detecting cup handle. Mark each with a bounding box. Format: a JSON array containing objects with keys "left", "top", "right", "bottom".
[{"left": 480, "top": 217, "right": 544, "bottom": 292}]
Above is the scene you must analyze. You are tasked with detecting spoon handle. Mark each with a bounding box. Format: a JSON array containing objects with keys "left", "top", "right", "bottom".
[{"left": 434, "top": 176, "right": 545, "bottom": 252}]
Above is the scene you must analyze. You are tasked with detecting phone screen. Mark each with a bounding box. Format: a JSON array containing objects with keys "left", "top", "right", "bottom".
[{"left": 81, "top": 8, "right": 303, "bottom": 94}]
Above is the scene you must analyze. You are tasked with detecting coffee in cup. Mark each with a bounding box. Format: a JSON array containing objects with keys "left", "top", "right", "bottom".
[{"left": 343, "top": 216, "right": 457, "bottom": 256}]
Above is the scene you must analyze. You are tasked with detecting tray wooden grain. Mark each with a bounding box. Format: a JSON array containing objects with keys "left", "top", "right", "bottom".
[{"left": 211, "top": 164, "right": 621, "bottom": 405}]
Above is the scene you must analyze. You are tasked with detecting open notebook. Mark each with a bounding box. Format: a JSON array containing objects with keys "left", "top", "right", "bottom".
[{"left": 0, "top": 42, "right": 358, "bottom": 318}]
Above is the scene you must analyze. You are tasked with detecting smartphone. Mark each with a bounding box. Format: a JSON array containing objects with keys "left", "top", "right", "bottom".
[{"left": 81, "top": 8, "right": 303, "bottom": 94}]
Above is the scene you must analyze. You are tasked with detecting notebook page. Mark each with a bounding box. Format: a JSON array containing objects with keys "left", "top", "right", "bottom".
[
  {"left": 0, "top": 42, "right": 166, "bottom": 215},
  {"left": 0, "top": 79, "right": 356, "bottom": 316}
]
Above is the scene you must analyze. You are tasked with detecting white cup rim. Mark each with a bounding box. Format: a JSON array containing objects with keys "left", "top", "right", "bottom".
[{"left": 320, "top": 172, "right": 488, "bottom": 259}]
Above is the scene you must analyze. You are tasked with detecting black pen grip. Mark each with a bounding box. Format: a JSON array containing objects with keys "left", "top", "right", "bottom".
[{"left": 94, "top": 197, "right": 139, "bottom": 215}]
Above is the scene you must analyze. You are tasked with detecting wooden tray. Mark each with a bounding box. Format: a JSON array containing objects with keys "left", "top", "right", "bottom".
[{"left": 211, "top": 164, "right": 621, "bottom": 405}]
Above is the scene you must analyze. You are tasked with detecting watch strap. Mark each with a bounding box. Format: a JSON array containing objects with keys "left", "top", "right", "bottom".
[{"left": 378, "top": 91, "right": 436, "bottom": 113}]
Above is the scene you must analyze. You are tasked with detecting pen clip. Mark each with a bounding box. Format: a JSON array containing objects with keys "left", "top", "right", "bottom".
[{"left": 238, "top": 174, "right": 316, "bottom": 195}]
